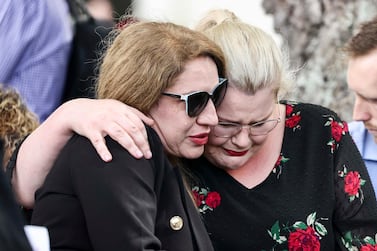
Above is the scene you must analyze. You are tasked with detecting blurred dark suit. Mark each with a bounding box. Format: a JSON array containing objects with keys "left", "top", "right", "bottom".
[{"left": 0, "top": 140, "right": 32, "bottom": 251}]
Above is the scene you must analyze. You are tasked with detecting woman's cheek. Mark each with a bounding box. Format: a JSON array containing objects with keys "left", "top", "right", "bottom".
[{"left": 208, "top": 133, "right": 229, "bottom": 146}]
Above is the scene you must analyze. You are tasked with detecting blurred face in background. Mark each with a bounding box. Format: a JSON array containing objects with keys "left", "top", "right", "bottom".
[{"left": 347, "top": 48, "right": 377, "bottom": 142}]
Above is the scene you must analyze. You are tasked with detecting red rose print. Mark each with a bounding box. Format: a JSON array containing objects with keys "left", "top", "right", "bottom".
[
  {"left": 360, "top": 244, "right": 377, "bottom": 251},
  {"left": 331, "top": 121, "right": 343, "bottom": 142},
  {"left": 116, "top": 17, "right": 139, "bottom": 29},
  {"left": 343, "top": 121, "right": 349, "bottom": 133},
  {"left": 286, "top": 105, "right": 294, "bottom": 116},
  {"left": 288, "top": 227, "right": 320, "bottom": 251},
  {"left": 275, "top": 155, "right": 282, "bottom": 166},
  {"left": 344, "top": 171, "right": 361, "bottom": 196},
  {"left": 192, "top": 191, "right": 202, "bottom": 207},
  {"left": 286, "top": 115, "right": 301, "bottom": 128},
  {"left": 205, "top": 191, "right": 221, "bottom": 209},
  {"left": 192, "top": 186, "right": 221, "bottom": 213}
]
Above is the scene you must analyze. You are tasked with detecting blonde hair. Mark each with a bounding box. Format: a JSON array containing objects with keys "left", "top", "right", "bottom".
[
  {"left": 96, "top": 20, "right": 226, "bottom": 114},
  {"left": 196, "top": 9, "right": 295, "bottom": 99},
  {"left": 0, "top": 85, "right": 39, "bottom": 168}
]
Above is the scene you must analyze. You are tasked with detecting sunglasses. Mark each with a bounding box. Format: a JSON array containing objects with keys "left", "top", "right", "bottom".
[{"left": 162, "top": 78, "right": 228, "bottom": 117}]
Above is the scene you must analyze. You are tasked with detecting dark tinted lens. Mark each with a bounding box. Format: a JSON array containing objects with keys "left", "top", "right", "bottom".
[
  {"left": 212, "top": 79, "right": 227, "bottom": 107},
  {"left": 187, "top": 92, "right": 210, "bottom": 117}
]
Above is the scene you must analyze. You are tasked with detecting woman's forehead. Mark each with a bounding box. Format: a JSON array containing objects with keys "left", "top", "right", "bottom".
[
  {"left": 169, "top": 57, "right": 219, "bottom": 92},
  {"left": 217, "top": 86, "right": 276, "bottom": 122}
]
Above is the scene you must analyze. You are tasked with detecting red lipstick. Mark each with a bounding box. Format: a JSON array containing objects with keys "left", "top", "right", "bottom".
[
  {"left": 190, "top": 133, "right": 209, "bottom": 145},
  {"left": 225, "top": 149, "right": 248, "bottom": 156}
]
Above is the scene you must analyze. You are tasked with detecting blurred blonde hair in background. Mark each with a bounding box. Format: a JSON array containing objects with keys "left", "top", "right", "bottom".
[{"left": 0, "top": 85, "right": 39, "bottom": 168}]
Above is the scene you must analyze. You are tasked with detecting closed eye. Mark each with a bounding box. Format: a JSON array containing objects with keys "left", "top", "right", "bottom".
[
  {"left": 218, "top": 122, "right": 240, "bottom": 128},
  {"left": 250, "top": 121, "right": 265, "bottom": 128},
  {"left": 367, "top": 98, "right": 377, "bottom": 104}
]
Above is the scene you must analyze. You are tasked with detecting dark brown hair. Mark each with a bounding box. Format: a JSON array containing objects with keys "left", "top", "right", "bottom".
[{"left": 344, "top": 17, "right": 377, "bottom": 58}]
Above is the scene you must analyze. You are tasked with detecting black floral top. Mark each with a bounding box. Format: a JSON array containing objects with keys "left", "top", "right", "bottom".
[{"left": 186, "top": 101, "right": 377, "bottom": 251}]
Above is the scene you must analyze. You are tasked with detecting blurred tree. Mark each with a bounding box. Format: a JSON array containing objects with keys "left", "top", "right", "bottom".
[{"left": 262, "top": 0, "right": 377, "bottom": 121}]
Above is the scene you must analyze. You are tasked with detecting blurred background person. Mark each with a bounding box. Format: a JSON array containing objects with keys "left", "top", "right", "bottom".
[
  {"left": 0, "top": 0, "right": 73, "bottom": 122},
  {"left": 0, "top": 84, "right": 39, "bottom": 169},
  {"left": 86, "top": 0, "right": 114, "bottom": 21},
  {"left": 0, "top": 85, "right": 38, "bottom": 250},
  {"left": 0, "top": 139, "right": 33, "bottom": 251},
  {"left": 0, "top": 84, "right": 49, "bottom": 250}
]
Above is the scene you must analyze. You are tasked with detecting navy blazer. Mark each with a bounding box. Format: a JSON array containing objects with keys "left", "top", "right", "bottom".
[{"left": 31, "top": 127, "right": 214, "bottom": 251}]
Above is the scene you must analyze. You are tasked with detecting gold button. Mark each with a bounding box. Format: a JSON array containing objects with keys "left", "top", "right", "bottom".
[{"left": 169, "top": 216, "right": 183, "bottom": 231}]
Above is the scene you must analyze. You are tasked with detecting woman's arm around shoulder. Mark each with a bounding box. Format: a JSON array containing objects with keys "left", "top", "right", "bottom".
[{"left": 13, "top": 98, "right": 153, "bottom": 208}]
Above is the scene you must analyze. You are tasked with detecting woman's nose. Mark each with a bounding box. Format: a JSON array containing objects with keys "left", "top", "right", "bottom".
[
  {"left": 197, "top": 99, "right": 218, "bottom": 126},
  {"left": 353, "top": 97, "right": 372, "bottom": 121},
  {"left": 231, "top": 127, "right": 251, "bottom": 148}
]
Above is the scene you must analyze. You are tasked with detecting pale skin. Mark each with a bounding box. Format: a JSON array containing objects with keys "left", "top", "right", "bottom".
[
  {"left": 148, "top": 56, "right": 219, "bottom": 159},
  {"left": 347, "top": 48, "right": 377, "bottom": 143},
  {"left": 204, "top": 85, "right": 285, "bottom": 189},
  {"left": 14, "top": 56, "right": 220, "bottom": 208}
]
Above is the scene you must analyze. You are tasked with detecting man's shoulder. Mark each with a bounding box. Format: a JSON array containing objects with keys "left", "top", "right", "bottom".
[
  {"left": 0, "top": 0, "right": 11, "bottom": 23},
  {"left": 348, "top": 121, "right": 366, "bottom": 137},
  {"left": 348, "top": 121, "right": 372, "bottom": 157}
]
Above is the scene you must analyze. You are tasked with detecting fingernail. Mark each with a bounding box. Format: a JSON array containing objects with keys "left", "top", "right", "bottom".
[
  {"left": 145, "top": 150, "right": 152, "bottom": 159},
  {"left": 135, "top": 150, "right": 143, "bottom": 159},
  {"left": 103, "top": 154, "right": 112, "bottom": 162}
]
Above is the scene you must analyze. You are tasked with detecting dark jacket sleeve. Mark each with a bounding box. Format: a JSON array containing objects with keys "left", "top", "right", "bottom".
[
  {"left": 37, "top": 128, "right": 167, "bottom": 250},
  {"left": 75, "top": 135, "right": 163, "bottom": 250}
]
